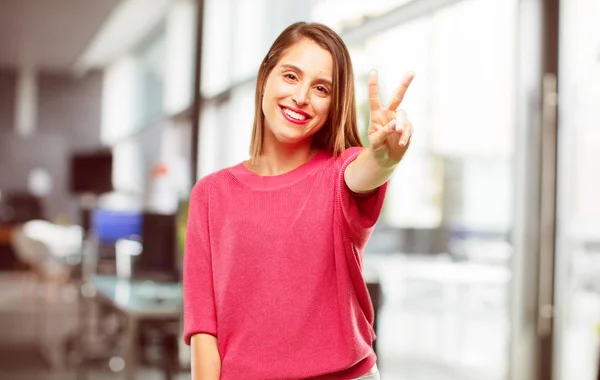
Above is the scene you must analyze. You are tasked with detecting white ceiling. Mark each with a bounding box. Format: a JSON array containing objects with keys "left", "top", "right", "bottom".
[{"left": 0, "top": 0, "right": 121, "bottom": 71}]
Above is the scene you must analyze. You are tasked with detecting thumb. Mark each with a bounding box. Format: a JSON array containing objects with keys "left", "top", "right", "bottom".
[{"left": 370, "top": 119, "right": 396, "bottom": 147}]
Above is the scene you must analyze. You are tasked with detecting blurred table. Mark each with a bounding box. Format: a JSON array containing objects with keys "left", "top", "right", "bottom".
[
  {"left": 91, "top": 275, "right": 182, "bottom": 318},
  {"left": 82, "top": 275, "right": 182, "bottom": 380}
]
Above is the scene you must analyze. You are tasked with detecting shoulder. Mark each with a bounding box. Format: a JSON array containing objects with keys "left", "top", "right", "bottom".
[
  {"left": 190, "top": 165, "right": 239, "bottom": 201},
  {"left": 340, "top": 146, "right": 364, "bottom": 159},
  {"left": 336, "top": 146, "right": 365, "bottom": 168},
  {"left": 315, "top": 146, "right": 365, "bottom": 174}
]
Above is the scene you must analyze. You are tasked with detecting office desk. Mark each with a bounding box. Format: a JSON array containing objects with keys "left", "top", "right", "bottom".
[{"left": 85, "top": 276, "right": 182, "bottom": 380}]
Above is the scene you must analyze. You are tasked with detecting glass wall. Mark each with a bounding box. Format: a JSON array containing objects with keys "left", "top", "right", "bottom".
[
  {"left": 101, "top": 0, "right": 197, "bottom": 206},
  {"left": 554, "top": 0, "right": 600, "bottom": 378},
  {"left": 346, "top": 1, "right": 515, "bottom": 379}
]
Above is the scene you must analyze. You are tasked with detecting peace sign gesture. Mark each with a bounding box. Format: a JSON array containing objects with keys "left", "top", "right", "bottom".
[{"left": 367, "top": 70, "right": 414, "bottom": 167}]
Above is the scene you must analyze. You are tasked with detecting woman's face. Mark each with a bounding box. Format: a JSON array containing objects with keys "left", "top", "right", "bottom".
[{"left": 261, "top": 38, "right": 333, "bottom": 149}]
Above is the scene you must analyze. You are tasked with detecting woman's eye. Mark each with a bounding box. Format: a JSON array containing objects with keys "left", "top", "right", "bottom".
[
  {"left": 284, "top": 73, "right": 297, "bottom": 80},
  {"left": 315, "top": 85, "right": 329, "bottom": 95}
]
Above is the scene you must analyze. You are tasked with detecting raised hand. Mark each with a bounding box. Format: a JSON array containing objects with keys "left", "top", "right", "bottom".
[{"left": 367, "top": 70, "right": 414, "bottom": 168}]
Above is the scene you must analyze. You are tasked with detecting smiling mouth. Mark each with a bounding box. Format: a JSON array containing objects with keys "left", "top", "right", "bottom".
[{"left": 280, "top": 106, "right": 310, "bottom": 123}]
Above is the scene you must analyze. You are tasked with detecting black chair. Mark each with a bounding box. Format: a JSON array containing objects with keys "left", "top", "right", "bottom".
[{"left": 367, "top": 281, "right": 382, "bottom": 355}]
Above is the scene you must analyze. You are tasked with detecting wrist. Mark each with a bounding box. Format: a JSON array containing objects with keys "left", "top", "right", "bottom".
[{"left": 367, "top": 146, "right": 399, "bottom": 170}]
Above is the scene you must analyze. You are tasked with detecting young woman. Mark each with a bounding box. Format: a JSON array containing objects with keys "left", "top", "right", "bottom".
[{"left": 183, "top": 22, "right": 414, "bottom": 380}]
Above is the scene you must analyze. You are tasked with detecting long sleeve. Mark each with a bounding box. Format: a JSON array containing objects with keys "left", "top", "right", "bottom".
[{"left": 183, "top": 181, "right": 217, "bottom": 345}]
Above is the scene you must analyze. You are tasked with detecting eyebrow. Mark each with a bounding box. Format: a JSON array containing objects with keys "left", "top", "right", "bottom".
[{"left": 279, "top": 64, "right": 333, "bottom": 87}]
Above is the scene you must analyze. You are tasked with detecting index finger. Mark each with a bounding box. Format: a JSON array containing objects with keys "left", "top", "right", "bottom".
[
  {"left": 386, "top": 71, "right": 414, "bottom": 111},
  {"left": 368, "top": 70, "right": 382, "bottom": 110}
]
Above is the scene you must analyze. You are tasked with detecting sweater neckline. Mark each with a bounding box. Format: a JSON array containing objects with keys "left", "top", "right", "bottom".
[{"left": 228, "top": 150, "right": 330, "bottom": 190}]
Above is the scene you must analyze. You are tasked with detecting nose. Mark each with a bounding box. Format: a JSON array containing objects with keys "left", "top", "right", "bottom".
[{"left": 292, "top": 85, "right": 309, "bottom": 106}]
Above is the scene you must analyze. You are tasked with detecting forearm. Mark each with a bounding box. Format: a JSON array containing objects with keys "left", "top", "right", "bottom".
[
  {"left": 344, "top": 148, "right": 397, "bottom": 194},
  {"left": 191, "top": 333, "right": 221, "bottom": 380}
]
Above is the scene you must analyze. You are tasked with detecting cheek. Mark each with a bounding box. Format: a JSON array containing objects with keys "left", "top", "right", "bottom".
[
  {"left": 315, "top": 99, "right": 331, "bottom": 120},
  {"left": 262, "top": 81, "right": 285, "bottom": 111}
]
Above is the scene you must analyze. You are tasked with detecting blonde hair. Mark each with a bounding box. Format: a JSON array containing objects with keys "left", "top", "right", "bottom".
[{"left": 249, "top": 22, "right": 362, "bottom": 158}]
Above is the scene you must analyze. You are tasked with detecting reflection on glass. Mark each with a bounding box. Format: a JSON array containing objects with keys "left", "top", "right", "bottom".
[{"left": 201, "top": 0, "right": 233, "bottom": 96}]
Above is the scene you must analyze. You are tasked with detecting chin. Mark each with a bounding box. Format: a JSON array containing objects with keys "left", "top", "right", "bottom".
[{"left": 274, "top": 131, "right": 310, "bottom": 146}]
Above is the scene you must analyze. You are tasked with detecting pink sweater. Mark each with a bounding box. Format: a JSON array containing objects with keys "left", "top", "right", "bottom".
[{"left": 183, "top": 147, "right": 387, "bottom": 380}]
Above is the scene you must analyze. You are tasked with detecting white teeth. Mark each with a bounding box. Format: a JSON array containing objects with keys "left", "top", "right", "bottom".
[{"left": 284, "top": 108, "right": 307, "bottom": 121}]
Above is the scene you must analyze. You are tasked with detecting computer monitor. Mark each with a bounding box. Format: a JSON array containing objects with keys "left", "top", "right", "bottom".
[
  {"left": 69, "top": 151, "right": 113, "bottom": 195},
  {"left": 135, "top": 212, "right": 179, "bottom": 281}
]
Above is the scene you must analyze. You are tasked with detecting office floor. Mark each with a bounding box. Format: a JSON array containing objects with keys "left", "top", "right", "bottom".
[{"left": 0, "top": 254, "right": 596, "bottom": 380}]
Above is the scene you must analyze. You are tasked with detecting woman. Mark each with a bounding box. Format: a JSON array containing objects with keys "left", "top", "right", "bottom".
[{"left": 183, "top": 21, "right": 414, "bottom": 380}]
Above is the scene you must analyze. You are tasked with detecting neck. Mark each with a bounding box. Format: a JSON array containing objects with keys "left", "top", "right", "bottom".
[{"left": 250, "top": 141, "right": 316, "bottom": 176}]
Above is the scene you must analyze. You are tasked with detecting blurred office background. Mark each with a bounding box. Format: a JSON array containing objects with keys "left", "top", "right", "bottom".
[{"left": 0, "top": 0, "right": 598, "bottom": 379}]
